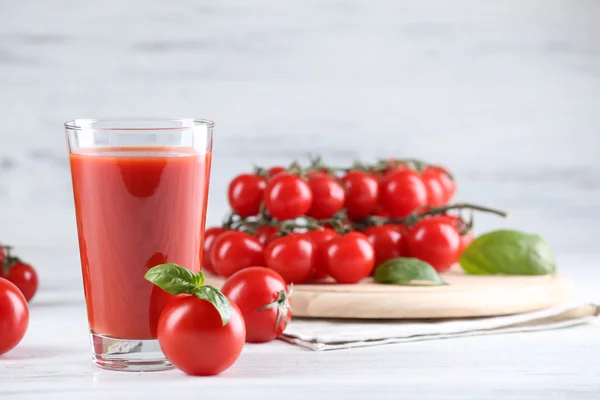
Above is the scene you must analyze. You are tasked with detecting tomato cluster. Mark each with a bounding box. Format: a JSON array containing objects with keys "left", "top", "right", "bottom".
[{"left": 207, "top": 158, "right": 472, "bottom": 286}]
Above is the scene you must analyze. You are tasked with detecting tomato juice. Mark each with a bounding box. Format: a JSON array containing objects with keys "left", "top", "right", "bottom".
[{"left": 69, "top": 147, "right": 210, "bottom": 340}]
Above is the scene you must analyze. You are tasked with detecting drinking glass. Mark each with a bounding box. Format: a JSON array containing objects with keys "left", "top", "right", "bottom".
[{"left": 65, "top": 118, "right": 213, "bottom": 371}]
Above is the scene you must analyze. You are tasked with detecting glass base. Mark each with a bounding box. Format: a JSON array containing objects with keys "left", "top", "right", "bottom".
[{"left": 90, "top": 332, "right": 173, "bottom": 372}]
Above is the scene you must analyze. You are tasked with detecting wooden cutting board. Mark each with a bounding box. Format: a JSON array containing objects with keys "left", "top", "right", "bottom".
[{"left": 205, "top": 266, "right": 572, "bottom": 319}]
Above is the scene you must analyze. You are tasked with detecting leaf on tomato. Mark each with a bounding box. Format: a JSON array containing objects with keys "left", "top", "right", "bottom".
[
  {"left": 144, "top": 263, "right": 198, "bottom": 294},
  {"left": 193, "top": 286, "right": 233, "bottom": 326},
  {"left": 373, "top": 258, "right": 446, "bottom": 286},
  {"left": 460, "top": 229, "right": 556, "bottom": 276}
]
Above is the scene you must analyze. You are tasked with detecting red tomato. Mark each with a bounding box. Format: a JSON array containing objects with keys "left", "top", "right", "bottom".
[
  {"left": 305, "top": 228, "right": 338, "bottom": 279},
  {"left": 202, "top": 227, "right": 226, "bottom": 274},
  {"left": 406, "top": 218, "right": 461, "bottom": 272},
  {"left": 0, "top": 277, "right": 29, "bottom": 355},
  {"left": 254, "top": 225, "right": 280, "bottom": 246},
  {"left": 324, "top": 232, "right": 375, "bottom": 284},
  {"left": 363, "top": 225, "right": 406, "bottom": 267},
  {"left": 380, "top": 169, "right": 428, "bottom": 218},
  {"left": 267, "top": 166, "right": 286, "bottom": 178},
  {"left": 158, "top": 296, "right": 245, "bottom": 376},
  {"left": 421, "top": 169, "right": 446, "bottom": 207},
  {"left": 221, "top": 267, "right": 291, "bottom": 343},
  {"left": 264, "top": 173, "right": 313, "bottom": 221},
  {"left": 264, "top": 234, "right": 316, "bottom": 283},
  {"left": 436, "top": 215, "right": 473, "bottom": 254},
  {"left": 228, "top": 174, "right": 267, "bottom": 217},
  {"left": 210, "top": 231, "right": 264, "bottom": 277},
  {"left": 341, "top": 171, "right": 379, "bottom": 220},
  {"left": 423, "top": 166, "right": 456, "bottom": 204},
  {"left": 306, "top": 174, "right": 345, "bottom": 219},
  {"left": 5, "top": 261, "right": 38, "bottom": 302}
]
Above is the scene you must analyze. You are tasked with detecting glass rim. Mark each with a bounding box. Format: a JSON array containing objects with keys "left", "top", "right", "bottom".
[{"left": 64, "top": 117, "right": 215, "bottom": 131}]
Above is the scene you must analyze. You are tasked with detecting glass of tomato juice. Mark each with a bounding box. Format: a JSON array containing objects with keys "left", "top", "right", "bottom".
[{"left": 65, "top": 118, "right": 213, "bottom": 371}]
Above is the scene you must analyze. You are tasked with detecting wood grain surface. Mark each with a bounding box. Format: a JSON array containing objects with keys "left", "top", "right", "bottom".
[{"left": 205, "top": 266, "right": 572, "bottom": 319}]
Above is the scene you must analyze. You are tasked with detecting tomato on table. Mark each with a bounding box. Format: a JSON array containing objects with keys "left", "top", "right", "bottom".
[
  {"left": 324, "top": 232, "right": 375, "bottom": 284},
  {"left": 363, "top": 225, "right": 406, "bottom": 267},
  {"left": 264, "top": 233, "right": 316, "bottom": 283},
  {"left": 341, "top": 171, "right": 379, "bottom": 220},
  {"left": 221, "top": 267, "right": 292, "bottom": 343},
  {"left": 406, "top": 217, "right": 461, "bottom": 272},
  {"left": 0, "top": 277, "right": 29, "bottom": 355},
  {"left": 202, "top": 227, "right": 227, "bottom": 274},
  {"left": 379, "top": 169, "right": 428, "bottom": 218},
  {"left": 4, "top": 261, "right": 38, "bottom": 302},
  {"left": 306, "top": 174, "right": 345, "bottom": 219},
  {"left": 228, "top": 173, "right": 267, "bottom": 217},
  {"left": 264, "top": 173, "right": 313, "bottom": 221},
  {"left": 158, "top": 295, "right": 245, "bottom": 376},
  {"left": 305, "top": 228, "right": 338, "bottom": 279},
  {"left": 210, "top": 231, "right": 264, "bottom": 277}
]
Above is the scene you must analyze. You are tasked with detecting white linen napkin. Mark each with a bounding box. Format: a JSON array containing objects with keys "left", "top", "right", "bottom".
[{"left": 281, "top": 303, "right": 599, "bottom": 351}]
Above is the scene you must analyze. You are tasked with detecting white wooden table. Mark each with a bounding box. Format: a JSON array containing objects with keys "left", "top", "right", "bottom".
[{"left": 1, "top": 247, "right": 599, "bottom": 399}]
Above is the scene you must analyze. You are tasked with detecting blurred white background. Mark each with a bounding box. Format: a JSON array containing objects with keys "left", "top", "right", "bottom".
[{"left": 0, "top": 0, "right": 599, "bottom": 254}]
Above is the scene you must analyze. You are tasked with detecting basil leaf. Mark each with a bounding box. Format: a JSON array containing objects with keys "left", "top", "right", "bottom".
[
  {"left": 373, "top": 258, "right": 446, "bottom": 286},
  {"left": 144, "top": 263, "right": 198, "bottom": 294},
  {"left": 460, "top": 229, "right": 556, "bottom": 276},
  {"left": 195, "top": 270, "right": 205, "bottom": 287},
  {"left": 194, "top": 286, "right": 232, "bottom": 325}
]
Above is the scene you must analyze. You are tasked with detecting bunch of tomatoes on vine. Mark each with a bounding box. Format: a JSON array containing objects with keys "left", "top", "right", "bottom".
[{"left": 203, "top": 156, "right": 506, "bottom": 285}]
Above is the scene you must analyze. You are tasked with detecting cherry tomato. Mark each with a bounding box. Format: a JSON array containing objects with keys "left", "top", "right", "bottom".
[
  {"left": 436, "top": 215, "right": 473, "bottom": 255},
  {"left": 306, "top": 174, "right": 345, "bottom": 219},
  {"left": 228, "top": 174, "right": 267, "bottom": 217},
  {"left": 267, "top": 166, "right": 286, "bottom": 178},
  {"left": 254, "top": 225, "right": 280, "bottom": 246},
  {"left": 423, "top": 166, "right": 456, "bottom": 204},
  {"left": 158, "top": 296, "right": 245, "bottom": 376},
  {"left": 0, "top": 277, "right": 29, "bottom": 355},
  {"left": 264, "top": 173, "right": 313, "bottom": 221},
  {"left": 363, "top": 225, "right": 406, "bottom": 267},
  {"left": 202, "top": 227, "right": 226, "bottom": 274},
  {"left": 264, "top": 233, "right": 316, "bottom": 283},
  {"left": 380, "top": 169, "right": 428, "bottom": 218},
  {"left": 5, "top": 261, "right": 38, "bottom": 302},
  {"left": 221, "top": 267, "right": 291, "bottom": 343},
  {"left": 305, "top": 228, "right": 338, "bottom": 279},
  {"left": 341, "top": 171, "right": 379, "bottom": 220},
  {"left": 421, "top": 169, "right": 446, "bottom": 207},
  {"left": 325, "top": 232, "right": 375, "bottom": 284},
  {"left": 210, "top": 231, "right": 264, "bottom": 277},
  {"left": 406, "top": 218, "right": 461, "bottom": 272}
]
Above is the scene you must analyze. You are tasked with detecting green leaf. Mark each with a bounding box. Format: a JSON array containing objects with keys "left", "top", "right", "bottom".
[
  {"left": 144, "top": 263, "right": 198, "bottom": 294},
  {"left": 373, "top": 258, "right": 446, "bottom": 286},
  {"left": 195, "top": 270, "right": 205, "bottom": 287},
  {"left": 460, "top": 229, "right": 556, "bottom": 276},
  {"left": 193, "top": 286, "right": 233, "bottom": 326}
]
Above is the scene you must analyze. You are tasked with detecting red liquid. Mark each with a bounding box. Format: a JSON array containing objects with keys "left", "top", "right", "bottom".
[{"left": 69, "top": 147, "right": 210, "bottom": 340}]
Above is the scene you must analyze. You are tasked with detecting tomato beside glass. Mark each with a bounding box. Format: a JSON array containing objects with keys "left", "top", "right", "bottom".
[
  {"left": 0, "top": 277, "right": 29, "bottom": 355},
  {"left": 221, "top": 267, "right": 291, "bottom": 343},
  {"left": 158, "top": 296, "right": 245, "bottom": 376},
  {"left": 5, "top": 262, "right": 38, "bottom": 302}
]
